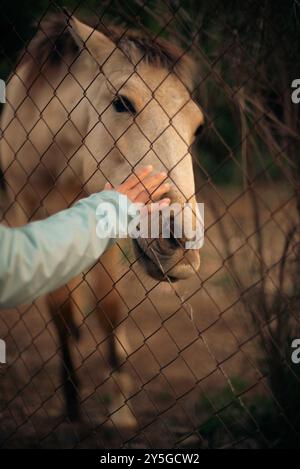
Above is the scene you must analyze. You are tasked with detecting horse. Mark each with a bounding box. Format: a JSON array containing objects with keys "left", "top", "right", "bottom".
[{"left": 0, "top": 12, "right": 204, "bottom": 427}]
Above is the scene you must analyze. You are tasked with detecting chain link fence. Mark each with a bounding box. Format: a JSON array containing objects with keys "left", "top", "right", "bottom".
[{"left": 0, "top": 0, "right": 300, "bottom": 449}]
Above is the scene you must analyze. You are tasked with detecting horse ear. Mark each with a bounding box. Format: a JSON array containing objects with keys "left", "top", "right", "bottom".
[{"left": 68, "top": 16, "right": 116, "bottom": 63}]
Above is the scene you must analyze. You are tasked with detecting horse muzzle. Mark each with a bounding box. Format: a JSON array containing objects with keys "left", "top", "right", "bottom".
[{"left": 133, "top": 208, "right": 201, "bottom": 281}]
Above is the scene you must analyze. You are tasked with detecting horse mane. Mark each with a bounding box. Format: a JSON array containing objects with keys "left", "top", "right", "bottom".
[{"left": 21, "top": 13, "right": 196, "bottom": 87}]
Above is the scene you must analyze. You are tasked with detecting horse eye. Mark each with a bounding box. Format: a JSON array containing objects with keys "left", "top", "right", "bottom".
[{"left": 113, "top": 96, "right": 136, "bottom": 114}]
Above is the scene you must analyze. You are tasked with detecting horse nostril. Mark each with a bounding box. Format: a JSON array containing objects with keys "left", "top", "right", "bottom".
[
  {"left": 159, "top": 213, "right": 186, "bottom": 251},
  {"left": 169, "top": 234, "right": 180, "bottom": 248}
]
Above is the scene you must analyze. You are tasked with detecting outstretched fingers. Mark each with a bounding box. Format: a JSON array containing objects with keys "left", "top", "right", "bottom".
[{"left": 104, "top": 166, "right": 172, "bottom": 207}]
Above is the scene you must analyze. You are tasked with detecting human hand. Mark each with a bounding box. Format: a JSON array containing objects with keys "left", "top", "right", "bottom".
[{"left": 104, "top": 165, "right": 171, "bottom": 209}]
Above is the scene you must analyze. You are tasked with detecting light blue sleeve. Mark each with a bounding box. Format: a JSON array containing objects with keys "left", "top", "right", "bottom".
[{"left": 0, "top": 190, "right": 132, "bottom": 309}]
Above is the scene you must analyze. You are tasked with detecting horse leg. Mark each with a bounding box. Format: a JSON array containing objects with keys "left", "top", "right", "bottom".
[
  {"left": 91, "top": 249, "right": 137, "bottom": 428},
  {"left": 48, "top": 284, "right": 81, "bottom": 422},
  {"left": 97, "top": 291, "right": 137, "bottom": 428}
]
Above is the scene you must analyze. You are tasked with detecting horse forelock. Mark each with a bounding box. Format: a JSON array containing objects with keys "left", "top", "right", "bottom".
[{"left": 21, "top": 13, "right": 196, "bottom": 88}]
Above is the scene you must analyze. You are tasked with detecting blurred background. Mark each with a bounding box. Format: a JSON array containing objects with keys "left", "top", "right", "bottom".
[{"left": 0, "top": 0, "right": 300, "bottom": 449}]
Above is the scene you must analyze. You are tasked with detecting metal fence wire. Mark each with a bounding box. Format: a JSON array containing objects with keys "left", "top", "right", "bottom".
[{"left": 0, "top": 0, "right": 300, "bottom": 449}]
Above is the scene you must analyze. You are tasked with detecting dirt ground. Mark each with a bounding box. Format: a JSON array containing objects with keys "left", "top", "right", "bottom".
[{"left": 0, "top": 182, "right": 295, "bottom": 448}]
